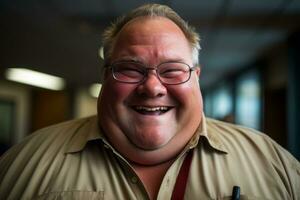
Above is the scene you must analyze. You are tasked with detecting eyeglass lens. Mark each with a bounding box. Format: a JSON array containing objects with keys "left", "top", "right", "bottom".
[{"left": 111, "top": 62, "right": 192, "bottom": 84}]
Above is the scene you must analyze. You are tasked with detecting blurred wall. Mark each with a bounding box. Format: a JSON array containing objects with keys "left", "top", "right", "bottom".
[
  {"left": 203, "top": 30, "right": 300, "bottom": 160},
  {"left": 0, "top": 81, "right": 30, "bottom": 144},
  {"left": 74, "top": 88, "right": 97, "bottom": 119},
  {"left": 287, "top": 31, "right": 300, "bottom": 159}
]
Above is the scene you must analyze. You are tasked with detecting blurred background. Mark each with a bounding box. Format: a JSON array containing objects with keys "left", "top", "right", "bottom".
[{"left": 0, "top": 0, "right": 299, "bottom": 159}]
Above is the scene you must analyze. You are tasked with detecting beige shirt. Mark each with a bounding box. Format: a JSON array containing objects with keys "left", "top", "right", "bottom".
[{"left": 0, "top": 115, "right": 299, "bottom": 200}]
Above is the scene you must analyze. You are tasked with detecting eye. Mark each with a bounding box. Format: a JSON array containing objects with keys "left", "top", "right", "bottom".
[
  {"left": 159, "top": 64, "right": 188, "bottom": 78},
  {"left": 114, "top": 63, "right": 144, "bottom": 78}
]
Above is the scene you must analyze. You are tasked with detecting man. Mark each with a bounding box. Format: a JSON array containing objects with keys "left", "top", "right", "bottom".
[{"left": 0, "top": 4, "right": 299, "bottom": 200}]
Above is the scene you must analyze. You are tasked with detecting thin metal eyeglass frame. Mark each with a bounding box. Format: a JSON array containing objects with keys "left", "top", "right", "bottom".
[{"left": 105, "top": 61, "right": 198, "bottom": 85}]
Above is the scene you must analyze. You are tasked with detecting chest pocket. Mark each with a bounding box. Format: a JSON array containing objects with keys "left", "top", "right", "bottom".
[
  {"left": 33, "top": 190, "right": 105, "bottom": 200},
  {"left": 214, "top": 195, "right": 271, "bottom": 200}
]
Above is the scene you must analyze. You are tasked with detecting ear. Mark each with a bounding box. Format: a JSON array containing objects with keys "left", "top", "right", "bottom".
[{"left": 195, "top": 66, "right": 201, "bottom": 76}]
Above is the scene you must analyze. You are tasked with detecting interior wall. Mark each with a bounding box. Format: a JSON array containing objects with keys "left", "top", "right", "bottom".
[
  {"left": 74, "top": 88, "right": 98, "bottom": 119},
  {"left": 0, "top": 81, "right": 31, "bottom": 144},
  {"left": 0, "top": 80, "right": 99, "bottom": 152},
  {"left": 31, "top": 89, "right": 71, "bottom": 132},
  {"left": 263, "top": 43, "right": 288, "bottom": 148},
  {"left": 287, "top": 31, "right": 300, "bottom": 160}
]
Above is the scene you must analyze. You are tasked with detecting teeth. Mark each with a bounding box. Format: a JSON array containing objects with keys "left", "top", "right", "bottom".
[{"left": 135, "top": 106, "right": 168, "bottom": 112}]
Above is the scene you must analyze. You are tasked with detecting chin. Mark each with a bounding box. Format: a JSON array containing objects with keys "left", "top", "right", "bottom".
[
  {"left": 131, "top": 126, "right": 181, "bottom": 150},
  {"left": 132, "top": 136, "right": 171, "bottom": 151},
  {"left": 133, "top": 140, "right": 166, "bottom": 150}
]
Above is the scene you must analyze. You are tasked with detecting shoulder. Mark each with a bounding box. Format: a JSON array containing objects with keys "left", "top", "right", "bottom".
[
  {"left": 204, "top": 118, "right": 300, "bottom": 197},
  {"left": 0, "top": 116, "right": 97, "bottom": 176},
  {"left": 31, "top": 116, "right": 97, "bottom": 139},
  {"left": 206, "top": 118, "right": 300, "bottom": 169},
  {"left": 206, "top": 118, "right": 300, "bottom": 179},
  {"left": 3, "top": 116, "right": 96, "bottom": 155},
  {"left": 0, "top": 116, "right": 99, "bottom": 198}
]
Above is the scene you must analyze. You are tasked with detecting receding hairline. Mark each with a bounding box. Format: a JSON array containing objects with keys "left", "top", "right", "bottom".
[
  {"left": 108, "top": 16, "right": 194, "bottom": 60},
  {"left": 116, "top": 16, "right": 190, "bottom": 42},
  {"left": 108, "top": 16, "right": 194, "bottom": 64},
  {"left": 101, "top": 3, "right": 200, "bottom": 67}
]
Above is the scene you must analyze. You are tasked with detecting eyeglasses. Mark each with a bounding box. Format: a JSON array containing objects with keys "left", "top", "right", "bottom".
[{"left": 105, "top": 61, "right": 197, "bottom": 85}]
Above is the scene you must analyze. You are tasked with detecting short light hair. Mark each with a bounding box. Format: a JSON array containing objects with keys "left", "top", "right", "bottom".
[{"left": 102, "top": 3, "right": 201, "bottom": 66}]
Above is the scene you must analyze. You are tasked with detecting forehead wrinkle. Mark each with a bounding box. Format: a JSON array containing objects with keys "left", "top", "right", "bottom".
[
  {"left": 125, "top": 32, "right": 189, "bottom": 62},
  {"left": 117, "top": 45, "right": 186, "bottom": 66},
  {"left": 112, "top": 17, "right": 192, "bottom": 65}
]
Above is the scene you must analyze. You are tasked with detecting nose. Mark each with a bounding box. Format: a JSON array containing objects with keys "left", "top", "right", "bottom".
[{"left": 136, "top": 70, "right": 167, "bottom": 98}]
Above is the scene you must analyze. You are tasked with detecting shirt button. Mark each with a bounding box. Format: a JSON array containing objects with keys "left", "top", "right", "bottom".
[{"left": 131, "top": 176, "right": 138, "bottom": 184}]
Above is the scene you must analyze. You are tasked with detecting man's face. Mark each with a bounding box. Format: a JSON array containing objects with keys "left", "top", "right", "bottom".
[{"left": 98, "top": 17, "right": 203, "bottom": 164}]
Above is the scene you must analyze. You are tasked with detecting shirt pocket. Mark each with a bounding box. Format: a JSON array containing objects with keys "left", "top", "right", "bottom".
[
  {"left": 33, "top": 190, "right": 105, "bottom": 200},
  {"left": 215, "top": 195, "right": 271, "bottom": 200}
]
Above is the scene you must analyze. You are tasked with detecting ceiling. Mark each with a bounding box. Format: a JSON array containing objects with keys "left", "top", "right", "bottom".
[{"left": 0, "top": 0, "right": 299, "bottom": 90}]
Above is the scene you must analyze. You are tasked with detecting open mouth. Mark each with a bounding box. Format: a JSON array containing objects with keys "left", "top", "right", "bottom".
[{"left": 132, "top": 106, "right": 172, "bottom": 115}]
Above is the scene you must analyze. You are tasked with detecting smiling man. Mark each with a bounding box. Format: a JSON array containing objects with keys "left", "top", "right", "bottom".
[
  {"left": 0, "top": 3, "right": 299, "bottom": 200},
  {"left": 98, "top": 16, "right": 202, "bottom": 165}
]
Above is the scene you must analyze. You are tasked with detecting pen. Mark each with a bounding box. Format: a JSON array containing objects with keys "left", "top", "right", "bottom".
[{"left": 231, "top": 186, "right": 240, "bottom": 200}]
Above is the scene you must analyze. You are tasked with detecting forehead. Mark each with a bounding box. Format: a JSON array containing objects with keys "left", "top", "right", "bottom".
[
  {"left": 122, "top": 16, "right": 184, "bottom": 35},
  {"left": 110, "top": 17, "right": 192, "bottom": 64},
  {"left": 116, "top": 16, "right": 188, "bottom": 45}
]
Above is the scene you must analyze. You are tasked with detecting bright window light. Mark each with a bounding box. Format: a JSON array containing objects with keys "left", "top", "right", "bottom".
[
  {"left": 5, "top": 68, "right": 65, "bottom": 91},
  {"left": 236, "top": 70, "right": 261, "bottom": 130},
  {"left": 212, "top": 85, "right": 233, "bottom": 119},
  {"left": 89, "top": 83, "right": 102, "bottom": 98}
]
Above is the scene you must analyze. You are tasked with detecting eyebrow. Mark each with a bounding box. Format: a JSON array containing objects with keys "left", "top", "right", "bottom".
[
  {"left": 113, "top": 56, "right": 144, "bottom": 64},
  {"left": 114, "top": 56, "right": 187, "bottom": 65}
]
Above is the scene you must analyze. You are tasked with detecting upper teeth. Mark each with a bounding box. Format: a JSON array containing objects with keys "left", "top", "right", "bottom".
[{"left": 135, "top": 106, "right": 168, "bottom": 111}]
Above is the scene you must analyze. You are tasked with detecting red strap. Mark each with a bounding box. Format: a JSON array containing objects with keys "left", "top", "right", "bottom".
[{"left": 171, "top": 150, "right": 194, "bottom": 200}]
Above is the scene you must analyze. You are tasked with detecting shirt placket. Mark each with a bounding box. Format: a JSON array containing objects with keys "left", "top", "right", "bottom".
[{"left": 102, "top": 140, "right": 150, "bottom": 200}]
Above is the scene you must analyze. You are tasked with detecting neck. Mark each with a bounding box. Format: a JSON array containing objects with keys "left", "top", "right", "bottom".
[{"left": 131, "top": 159, "right": 175, "bottom": 200}]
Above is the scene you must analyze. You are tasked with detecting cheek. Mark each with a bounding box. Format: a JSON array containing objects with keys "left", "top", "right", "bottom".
[
  {"left": 101, "top": 80, "right": 136, "bottom": 106},
  {"left": 99, "top": 81, "right": 135, "bottom": 126},
  {"left": 168, "top": 83, "right": 201, "bottom": 108}
]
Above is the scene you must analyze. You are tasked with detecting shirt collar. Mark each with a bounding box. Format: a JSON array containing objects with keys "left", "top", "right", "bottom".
[
  {"left": 65, "top": 116, "right": 103, "bottom": 153},
  {"left": 186, "top": 113, "right": 228, "bottom": 154},
  {"left": 65, "top": 113, "right": 228, "bottom": 154}
]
